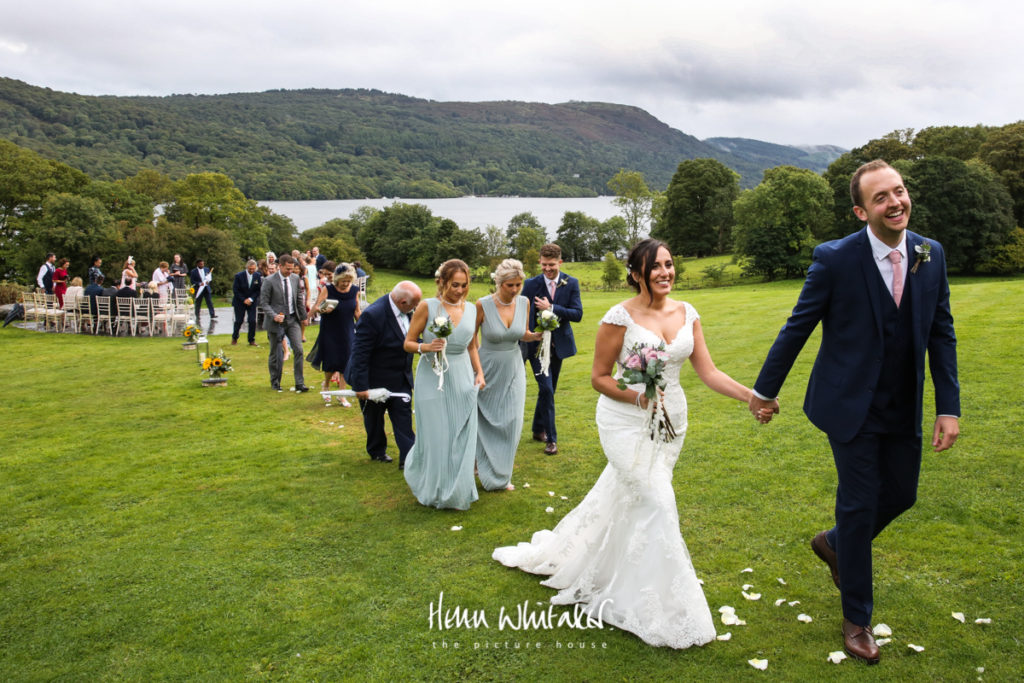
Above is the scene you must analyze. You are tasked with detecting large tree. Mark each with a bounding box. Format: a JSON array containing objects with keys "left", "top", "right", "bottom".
[
  {"left": 978, "top": 121, "right": 1024, "bottom": 227},
  {"left": 164, "top": 172, "right": 270, "bottom": 260},
  {"left": 655, "top": 158, "right": 739, "bottom": 257},
  {"left": 732, "top": 166, "right": 834, "bottom": 280},
  {"left": 556, "top": 211, "right": 600, "bottom": 262},
  {"left": 607, "top": 169, "right": 654, "bottom": 245},
  {"left": 507, "top": 212, "right": 547, "bottom": 263}
]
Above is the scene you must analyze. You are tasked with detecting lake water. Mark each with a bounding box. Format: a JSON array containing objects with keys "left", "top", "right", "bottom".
[{"left": 259, "top": 196, "right": 630, "bottom": 236}]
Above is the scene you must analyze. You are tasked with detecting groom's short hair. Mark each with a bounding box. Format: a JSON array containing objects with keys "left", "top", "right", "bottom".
[
  {"left": 539, "top": 243, "right": 562, "bottom": 260},
  {"left": 850, "top": 159, "right": 897, "bottom": 208}
]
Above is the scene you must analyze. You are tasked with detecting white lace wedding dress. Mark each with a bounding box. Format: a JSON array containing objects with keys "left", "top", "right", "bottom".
[{"left": 492, "top": 302, "right": 716, "bottom": 649}]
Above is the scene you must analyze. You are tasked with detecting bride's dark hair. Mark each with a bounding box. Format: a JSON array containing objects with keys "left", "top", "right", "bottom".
[{"left": 626, "top": 238, "right": 672, "bottom": 301}]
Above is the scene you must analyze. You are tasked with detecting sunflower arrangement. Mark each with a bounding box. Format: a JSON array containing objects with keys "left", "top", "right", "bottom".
[
  {"left": 182, "top": 324, "right": 198, "bottom": 341},
  {"left": 201, "top": 349, "right": 233, "bottom": 378}
]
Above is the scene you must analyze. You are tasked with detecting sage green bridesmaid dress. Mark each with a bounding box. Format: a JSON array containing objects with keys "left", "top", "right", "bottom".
[
  {"left": 403, "top": 298, "right": 479, "bottom": 510},
  {"left": 475, "top": 294, "right": 528, "bottom": 490}
]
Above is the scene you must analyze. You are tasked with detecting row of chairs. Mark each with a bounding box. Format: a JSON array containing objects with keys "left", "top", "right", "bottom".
[{"left": 22, "top": 293, "right": 194, "bottom": 336}]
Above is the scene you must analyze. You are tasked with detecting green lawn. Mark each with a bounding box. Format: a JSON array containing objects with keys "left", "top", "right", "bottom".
[{"left": 1, "top": 274, "right": 1021, "bottom": 681}]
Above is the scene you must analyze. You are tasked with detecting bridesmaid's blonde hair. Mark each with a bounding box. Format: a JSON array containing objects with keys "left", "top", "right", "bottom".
[{"left": 492, "top": 258, "right": 525, "bottom": 285}]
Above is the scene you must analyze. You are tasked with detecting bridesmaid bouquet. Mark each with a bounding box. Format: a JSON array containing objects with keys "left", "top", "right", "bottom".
[
  {"left": 427, "top": 314, "right": 454, "bottom": 390},
  {"left": 534, "top": 309, "right": 560, "bottom": 376},
  {"left": 617, "top": 342, "right": 677, "bottom": 442}
]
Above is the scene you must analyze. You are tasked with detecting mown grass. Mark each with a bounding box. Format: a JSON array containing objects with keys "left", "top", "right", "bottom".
[{"left": 0, "top": 273, "right": 1021, "bottom": 681}]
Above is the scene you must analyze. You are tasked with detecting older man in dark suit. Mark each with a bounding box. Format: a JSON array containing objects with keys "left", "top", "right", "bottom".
[
  {"left": 231, "top": 259, "right": 262, "bottom": 346},
  {"left": 750, "top": 160, "right": 960, "bottom": 664},
  {"left": 346, "top": 281, "right": 422, "bottom": 467},
  {"left": 259, "top": 254, "right": 308, "bottom": 393}
]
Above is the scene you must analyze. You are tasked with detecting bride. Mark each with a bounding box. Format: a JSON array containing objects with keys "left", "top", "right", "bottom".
[{"left": 493, "top": 239, "right": 774, "bottom": 649}]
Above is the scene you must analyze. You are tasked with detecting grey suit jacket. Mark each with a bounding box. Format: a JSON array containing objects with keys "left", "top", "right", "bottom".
[{"left": 259, "top": 272, "right": 305, "bottom": 332}]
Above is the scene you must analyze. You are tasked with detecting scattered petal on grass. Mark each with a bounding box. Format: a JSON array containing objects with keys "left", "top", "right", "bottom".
[
  {"left": 975, "top": 618, "right": 992, "bottom": 624},
  {"left": 977, "top": 667, "right": 985, "bottom": 673},
  {"left": 875, "top": 638, "right": 892, "bottom": 646},
  {"left": 450, "top": 526, "right": 463, "bottom": 531},
  {"left": 545, "top": 506, "right": 554, "bottom": 513},
  {"left": 774, "top": 598, "right": 787, "bottom": 607},
  {"left": 743, "top": 584, "right": 754, "bottom": 591},
  {"left": 788, "top": 601, "right": 801, "bottom": 607},
  {"left": 748, "top": 659, "right": 768, "bottom": 671},
  {"left": 797, "top": 613, "right": 813, "bottom": 623},
  {"left": 328, "top": 421, "right": 335, "bottom": 425},
  {"left": 719, "top": 605, "right": 736, "bottom": 614},
  {"left": 698, "top": 578, "right": 704, "bottom": 585},
  {"left": 873, "top": 623, "right": 893, "bottom": 638},
  {"left": 741, "top": 567, "right": 754, "bottom": 573},
  {"left": 560, "top": 496, "right": 568, "bottom": 500},
  {"left": 721, "top": 614, "right": 739, "bottom": 626},
  {"left": 952, "top": 612, "right": 966, "bottom": 623},
  {"left": 548, "top": 491, "right": 555, "bottom": 496},
  {"left": 907, "top": 643, "right": 925, "bottom": 653},
  {"left": 777, "top": 577, "right": 787, "bottom": 585},
  {"left": 716, "top": 632, "right": 732, "bottom": 641},
  {"left": 742, "top": 591, "right": 762, "bottom": 601},
  {"left": 827, "top": 651, "right": 847, "bottom": 664},
  {"left": 523, "top": 483, "right": 530, "bottom": 488},
  {"left": 295, "top": 653, "right": 301, "bottom": 658}
]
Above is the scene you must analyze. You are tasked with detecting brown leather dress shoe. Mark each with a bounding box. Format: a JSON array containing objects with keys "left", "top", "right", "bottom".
[
  {"left": 842, "top": 619, "right": 880, "bottom": 664},
  {"left": 812, "top": 531, "right": 841, "bottom": 589},
  {"left": 544, "top": 442, "right": 558, "bottom": 455},
  {"left": 532, "top": 431, "right": 548, "bottom": 443}
]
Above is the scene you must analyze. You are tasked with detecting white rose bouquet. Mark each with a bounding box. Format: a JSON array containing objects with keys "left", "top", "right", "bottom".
[
  {"left": 427, "top": 314, "right": 454, "bottom": 389},
  {"left": 534, "top": 308, "right": 560, "bottom": 377}
]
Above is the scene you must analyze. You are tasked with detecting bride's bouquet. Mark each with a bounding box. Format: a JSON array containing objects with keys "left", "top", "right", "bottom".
[
  {"left": 427, "top": 314, "right": 454, "bottom": 390},
  {"left": 534, "top": 308, "right": 560, "bottom": 376},
  {"left": 617, "top": 342, "right": 677, "bottom": 442}
]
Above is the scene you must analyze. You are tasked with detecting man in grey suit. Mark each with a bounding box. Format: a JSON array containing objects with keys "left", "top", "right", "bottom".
[{"left": 259, "top": 254, "right": 309, "bottom": 393}]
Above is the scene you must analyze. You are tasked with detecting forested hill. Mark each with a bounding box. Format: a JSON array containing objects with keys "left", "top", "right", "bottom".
[{"left": 0, "top": 77, "right": 842, "bottom": 200}]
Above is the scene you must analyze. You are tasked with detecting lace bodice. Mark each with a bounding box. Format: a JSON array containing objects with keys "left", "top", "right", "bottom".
[{"left": 600, "top": 302, "right": 698, "bottom": 399}]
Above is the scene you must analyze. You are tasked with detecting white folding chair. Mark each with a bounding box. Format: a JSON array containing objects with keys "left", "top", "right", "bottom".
[
  {"left": 94, "top": 297, "right": 114, "bottom": 335},
  {"left": 356, "top": 276, "right": 368, "bottom": 307},
  {"left": 114, "top": 297, "right": 137, "bottom": 336},
  {"left": 44, "top": 294, "right": 65, "bottom": 331},
  {"left": 61, "top": 296, "right": 81, "bottom": 333},
  {"left": 135, "top": 298, "right": 155, "bottom": 336},
  {"left": 76, "top": 296, "right": 95, "bottom": 334}
]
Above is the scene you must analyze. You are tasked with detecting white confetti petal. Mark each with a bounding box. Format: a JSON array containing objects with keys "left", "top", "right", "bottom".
[
  {"left": 788, "top": 601, "right": 801, "bottom": 607},
  {"left": 875, "top": 638, "right": 891, "bottom": 646},
  {"left": 698, "top": 578, "right": 704, "bottom": 585},
  {"left": 797, "top": 613, "right": 813, "bottom": 623},
  {"left": 777, "top": 577, "right": 787, "bottom": 585},
  {"left": 741, "top": 567, "right": 754, "bottom": 573},
  {"left": 907, "top": 643, "right": 925, "bottom": 653},
  {"left": 743, "top": 584, "right": 754, "bottom": 590},
  {"left": 975, "top": 618, "right": 992, "bottom": 624},
  {"left": 718, "top": 605, "right": 736, "bottom": 614},
  {"left": 873, "top": 623, "right": 892, "bottom": 637},
  {"left": 736, "top": 619, "right": 747, "bottom": 626},
  {"left": 977, "top": 667, "right": 985, "bottom": 673},
  {"left": 748, "top": 658, "right": 768, "bottom": 671},
  {"left": 721, "top": 614, "right": 739, "bottom": 626},
  {"left": 827, "top": 650, "right": 848, "bottom": 664},
  {"left": 295, "top": 653, "right": 301, "bottom": 657},
  {"left": 548, "top": 491, "right": 555, "bottom": 496},
  {"left": 952, "top": 612, "right": 966, "bottom": 623},
  {"left": 523, "top": 483, "right": 530, "bottom": 488},
  {"left": 560, "top": 496, "right": 568, "bottom": 500},
  {"left": 716, "top": 632, "right": 732, "bottom": 641},
  {"left": 742, "top": 591, "right": 762, "bottom": 601},
  {"left": 774, "top": 598, "right": 786, "bottom": 607},
  {"left": 545, "top": 506, "right": 554, "bottom": 513},
  {"left": 450, "top": 526, "right": 462, "bottom": 531}
]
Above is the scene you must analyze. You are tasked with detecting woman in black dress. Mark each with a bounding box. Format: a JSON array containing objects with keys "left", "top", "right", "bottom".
[{"left": 308, "top": 263, "right": 361, "bottom": 406}]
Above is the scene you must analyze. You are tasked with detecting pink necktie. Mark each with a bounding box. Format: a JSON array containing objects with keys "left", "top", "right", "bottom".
[
  {"left": 548, "top": 279, "right": 556, "bottom": 299},
  {"left": 888, "top": 250, "right": 903, "bottom": 307}
]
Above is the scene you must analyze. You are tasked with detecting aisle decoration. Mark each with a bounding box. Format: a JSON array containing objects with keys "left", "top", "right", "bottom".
[{"left": 201, "top": 349, "right": 233, "bottom": 386}]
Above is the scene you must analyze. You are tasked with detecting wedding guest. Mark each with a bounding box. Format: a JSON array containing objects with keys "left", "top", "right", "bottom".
[
  {"left": 353, "top": 261, "right": 367, "bottom": 279},
  {"left": 169, "top": 254, "right": 188, "bottom": 290},
  {"left": 346, "top": 281, "right": 421, "bottom": 466},
  {"left": 312, "top": 246, "right": 326, "bottom": 270},
  {"left": 520, "top": 243, "right": 583, "bottom": 455},
  {"left": 190, "top": 259, "right": 216, "bottom": 320},
  {"left": 495, "top": 238, "right": 758, "bottom": 649},
  {"left": 37, "top": 253, "right": 56, "bottom": 293},
  {"left": 402, "top": 259, "right": 485, "bottom": 510},
  {"left": 88, "top": 255, "right": 104, "bottom": 285},
  {"left": 308, "top": 263, "right": 361, "bottom": 406},
  {"left": 151, "top": 262, "right": 173, "bottom": 303},
  {"left": 259, "top": 254, "right": 309, "bottom": 393},
  {"left": 120, "top": 257, "right": 138, "bottom": 291},
  {"left": 53, "top": 258, "right": 69, "bottom": 307},
  {"left": 64, "top": 276, "right": 84, "bottom": 309},
  {"left": 232, "top": 259, "right": 263, "bottom": 346},
  {"left": 749, "top": 160, "right": 960, "bottom": 664},
  {"left": 474, "top": 259, "right": 541, "bottom": 491},
  {"left": 142, "top": 281, "right": 160, "bottom": 299},
  {"left": 84, "top": 275, "right": 106, "bottom": 316}
]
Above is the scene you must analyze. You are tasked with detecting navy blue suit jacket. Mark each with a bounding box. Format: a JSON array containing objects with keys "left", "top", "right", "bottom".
[
  {"left": 520, "top": 272, "right": 583, "bottom": 361},
  {"left": 346, "top": 294, "right": 414, "bottom": 393},
  {"left": 754, "top": 228, "right": 959, "bottom": 442},
  {"left": 232, "top": 270, "right": 262, "bottom": 307}
]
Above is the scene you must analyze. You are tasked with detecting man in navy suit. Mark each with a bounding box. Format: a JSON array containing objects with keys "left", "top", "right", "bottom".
[
  {"left": 750, "top": 160, "right": 960, "bottom": 664},
  {"left": 346, "top": 281, "right": 422, "bottom": 467},
  {"left": 190, "top": 259, "right": 216, "bottom": 320},
  {"left": 520, "top": 243, "right": 583, "bottom": 455},
  {"left": 231, "top": 259, "right": 262, "bottom": 346}
]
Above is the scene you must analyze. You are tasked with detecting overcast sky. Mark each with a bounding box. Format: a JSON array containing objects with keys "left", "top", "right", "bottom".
[{"left": 2, "top": 0, "right": 1021, "bottom": 149}]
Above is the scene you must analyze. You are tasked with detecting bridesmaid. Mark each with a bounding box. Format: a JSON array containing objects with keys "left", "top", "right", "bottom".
[
  {"left": 474, "top": 259, "right": 541, "bottom": 491},
  {"left": 402, "top": 259, "right": 485, "bottom": 510}
]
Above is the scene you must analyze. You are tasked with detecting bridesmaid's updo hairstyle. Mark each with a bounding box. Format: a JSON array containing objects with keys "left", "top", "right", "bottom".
[
  {"left": 435, "top": 259, "right": 471, "bottom": 299},
  {"left": 492, "top": 258, "right": 525, "bottom": 286},
  {"left": 626, "top": 238, "right": 672, "bottom": 301}
]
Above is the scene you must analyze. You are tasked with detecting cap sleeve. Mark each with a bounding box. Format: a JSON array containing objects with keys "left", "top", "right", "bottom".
[
  {"left": 685, "top": 302, "right": 700, "bottom": 323},
  {"left": 600, "top": 303, "right": 632, "bottom": 328}
]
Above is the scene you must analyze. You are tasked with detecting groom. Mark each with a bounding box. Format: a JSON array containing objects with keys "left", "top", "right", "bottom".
[
  {"left": 749, "top": 160, "right": 960, "bottom": 664},
  {"left": 520, "top": 243, "right": 583, "bottom": 455}
]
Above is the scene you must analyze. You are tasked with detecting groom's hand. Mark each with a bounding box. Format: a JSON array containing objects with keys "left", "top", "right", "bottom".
[
  {"left": 932, "top": 416, "right": 960, "bottom": 452},
  {"left": 748, "top": 394, "right": 780, "bottom": 424}
]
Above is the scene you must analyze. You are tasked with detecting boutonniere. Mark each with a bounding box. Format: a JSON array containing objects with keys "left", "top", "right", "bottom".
[
  {"left": 910, "top": 243, "right": 931, "bottom": 274},
  {"left": 557, "top": 277, "right": 568, "bottom": 288}
]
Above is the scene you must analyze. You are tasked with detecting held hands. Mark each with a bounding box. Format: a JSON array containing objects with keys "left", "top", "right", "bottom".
[
  {"left": 748, "top": 394, "right": 780, "bottom": 425},
  {"left": 932, "top": 415, "right": 960, "bottom": 452}
]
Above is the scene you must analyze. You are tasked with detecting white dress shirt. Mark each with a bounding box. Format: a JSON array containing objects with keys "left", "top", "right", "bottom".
[
  {"left": 389, "top": 295, "right": 409, "bottom": 336},
  {"left": 865, "top": 228, "right": 908, "bottom": 301}
]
